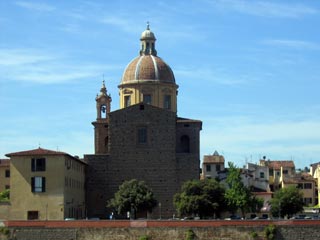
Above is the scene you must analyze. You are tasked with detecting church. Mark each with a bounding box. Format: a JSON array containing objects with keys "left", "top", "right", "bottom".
[
  {"left": 3, "top": 24, "right": 202, "bottom": 220},
  {"left": 85, "top": 24, "right": 202, "bottom": 218}
]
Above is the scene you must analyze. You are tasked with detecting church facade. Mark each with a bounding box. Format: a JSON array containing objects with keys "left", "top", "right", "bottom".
[{"left": 85, "top": 24, "right": 202, "bottom": 218}]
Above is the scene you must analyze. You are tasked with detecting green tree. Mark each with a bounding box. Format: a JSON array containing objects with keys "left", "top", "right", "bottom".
[
  {"left": 0, "top": 189, "right": 9, "bottom": 202},
  {"left": 270, "top": 186, "right": 304, "bottom": 218},
  {"left": 174, "top": 179, "right": 225, "bottom": 218},
  {"left": 249, "top": 195, "right": 264, "bottom": 213},
  {"left": 224, "top": 162, "right": 253, "bottom": 217},
  {"left": 107, "top": 179, "right": 157, "bottom": 219}
]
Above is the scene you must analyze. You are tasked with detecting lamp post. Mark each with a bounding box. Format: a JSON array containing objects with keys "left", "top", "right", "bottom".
[
  {"left": 278, "top": 200, "right": 281, "bottom": 219},
  {"left": 159, "top": 202, "right": 162, "bottom": 220}
]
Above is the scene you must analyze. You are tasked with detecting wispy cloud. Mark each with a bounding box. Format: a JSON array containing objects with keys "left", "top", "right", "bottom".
[
  {"left": 0, "top": 48, "right": 55, "bottom": 66},
  {"left": 100, "top": 16, "right": 142, "bottom": 34},
  {"left": 211, "top": 0, "right": 318, "bottom": 18},
  {"left": 201, "top": 115, "right": 320, "bottom": 167},
  {"left": 175, "top": 67, "right": 253, "bottom": 86},
  {"left": 262, "top": 39, "right": 320, "bottom": 50},
  {"left": 0, "top": 48, "right": 121, "bottom": 84},
  {"left": 15, "top": 1, "right": 55, "bottom": 12}
]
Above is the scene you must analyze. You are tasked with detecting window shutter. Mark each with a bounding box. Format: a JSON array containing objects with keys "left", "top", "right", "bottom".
[
  {"left": 31, "top": 159, "right": 35, "bottom": 172},
  {"left": 31, "top": 177, "right": 35, "bottom": 192},
  {"left": 42, "top": 177, "right": 46, "bottom": 192},
  {"left": 43, "top": 159, "right": 46, "bottom": 171}
]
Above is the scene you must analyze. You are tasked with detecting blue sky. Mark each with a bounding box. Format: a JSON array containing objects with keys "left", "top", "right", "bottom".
[{"left": 1, "top": 0, "right": 320, "bottom": 169}]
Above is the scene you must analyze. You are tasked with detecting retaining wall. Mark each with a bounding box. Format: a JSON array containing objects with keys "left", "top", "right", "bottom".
[{"left": 2, "top": 220, "right": 320, "bottom": 240}]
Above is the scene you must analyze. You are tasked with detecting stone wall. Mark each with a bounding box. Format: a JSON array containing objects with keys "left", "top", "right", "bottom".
[
  {"left": 4, "top": 220, "right": 320, "bottom": 240},
  {"left": 86, "top": 104, "right": 202, "bottom": 219}
]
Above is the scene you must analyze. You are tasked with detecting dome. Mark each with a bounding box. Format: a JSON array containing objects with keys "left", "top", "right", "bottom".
[
  {"left": 121, "top": 55, "right": 175, "bottom": 84},
  {"left": 141, "top": 28, "right": 155, "bottom": 40}
]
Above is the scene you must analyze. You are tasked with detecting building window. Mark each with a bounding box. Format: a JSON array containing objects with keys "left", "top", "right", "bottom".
[
  {"left": 283, "top": 169, "right": 288, "bottom": 174},
  {"left": 31, "top": 176, "right": 46, "bottom": 193},
  {"left": 5, "top": 170, "right": 10, "bottom": 178},
  {"left": 304, "top": 183, "right": 312, "bottom": 189},
  {"left": 206, "top": 165, "right": 211, "bottom": 172},
  {"left": 5, "top": 185, "right": 10, "bottom": 190},
  {"left": 297, "top": 183, "right": 303, "bottom": 189},
  {"left": 143, "top": 94, "right": 152, "bottom": 104},
  {"left": 100, "top": 104, "right": 107, "bottom": 118},
  {"left": 138, "top": 127, "right": 147, "bottom": 144},
  {"left": 31, "top": 158, "right": 46, "bottom": 172},
  {"left": 216, "top": 164, "right": 221, "bottom": 172},
  {"left": 260, "top": 172, "right": 265, "bottom": 178},
  {"left": 27, "top": 211, "right": 39, "bottom": 220},
  {"left": 180, "top": 135, "right": 190, "bottom": 153},
  {"left": 304, "top": 198, "right": 312, "bottom": 205},
  {"left": 163, "top": 95, "right": 171, "bottom": 110},
  {"left": 124, "top": 95, "right": 131, "bottom": 107}
]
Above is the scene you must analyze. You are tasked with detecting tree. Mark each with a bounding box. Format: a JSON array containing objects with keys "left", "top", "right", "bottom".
[
  {"left": 224, "top": 162, "right": 253, "bottom": 217},
  {"left": 174, "top": 179, "right": 225, "bottom": 218},
  {"left": 270, "top": 185, "right": 304, "bottom": 218},
  {"left": 107, "top": 179, "right": 157, "bottom": 219},
  {"left": 0, "top": 189, "right": 9, "bottom": 202}
]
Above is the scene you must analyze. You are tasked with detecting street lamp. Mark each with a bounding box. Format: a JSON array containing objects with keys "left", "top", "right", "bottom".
[
  {"left": 278, "top": 200, "right": 281, "bottom": 219},
  {"left": 159, "top": 202, "right": 162, "bottom": 220}
]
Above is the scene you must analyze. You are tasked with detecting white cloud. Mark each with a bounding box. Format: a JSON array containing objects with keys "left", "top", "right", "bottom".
[
  {"left": 0, "top": 48, "right": 121, "bottom": 84},
  {"left": 262, "top": 39, "right": 320, "bottom": 50},
  {"left": 15, "top": 1, "right": 56, "bottom": 12},
  {"left": 0, "top": 49, "right": 55, "bottom": 66},
  {"left": 201, "top": 115, "right": 320, "bottom": 167},
  {"left": 175, "top": 67, "right": 252, "bottom": 86},
  {"left": 100, "top": 16, "right": 142, "bottom": 34},
  {"left": 211, "top": 0, "right": 318, "bottom": 18}
]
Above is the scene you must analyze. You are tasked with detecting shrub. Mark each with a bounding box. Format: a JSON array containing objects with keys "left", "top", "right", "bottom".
[
  {"left": 249, "top": 230, "right": 258, "bottom": 239},
  {"left": 185, "top": 229, "right": 196, "bottom": 240},
  {"left": 264, "top": 224, "right": 276, "bottom": 240},
  {"left": 139, "top": 235, "right": 149, "bottom": 240}
]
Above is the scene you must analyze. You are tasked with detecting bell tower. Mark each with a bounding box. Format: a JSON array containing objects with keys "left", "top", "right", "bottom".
[{"left": 92, "top": 80, "right": 112, "bottom": 154}]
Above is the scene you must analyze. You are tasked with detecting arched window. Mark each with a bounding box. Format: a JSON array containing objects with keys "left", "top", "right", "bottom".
[
  {"left": 180, "top": 135, "right": 190, "bottom": 153},
  {"left": 100, "top": 105, "right": 107, "bottom": 118}
]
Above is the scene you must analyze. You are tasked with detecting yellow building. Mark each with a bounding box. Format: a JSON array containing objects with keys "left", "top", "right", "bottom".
[
  {"left": 6, "top": 147, "right": 86, "bottom": 220},
  {"left": 0, "top": 159, "right": 10, "bottom": 192}
]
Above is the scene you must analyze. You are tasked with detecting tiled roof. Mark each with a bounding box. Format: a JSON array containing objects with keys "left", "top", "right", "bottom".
[
  {"left": 121, "top": 55, "right": 175, "bottom": 84},
  {"left": 203, "top": 154, "right": 225, "bottom": 164},
  {"left": 261, "top": 160, "right": 295, "bottom": 169},
  {"left": 0, "top": 159, "right": 10, "bottom": 166},
  {"left": 6, "top": 147, "right": 87, "bottom": 164},
  {"left": 6, "top": 147, "right": 67, "bottom": 157}
]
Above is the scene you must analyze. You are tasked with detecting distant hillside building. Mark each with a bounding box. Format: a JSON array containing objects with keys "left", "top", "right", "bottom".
[
  {"left": 85, "top": 24, "right": 202, "bottom": 218},
  {"left": 201, "top": 151, "right": 225, "bottom": 180}
]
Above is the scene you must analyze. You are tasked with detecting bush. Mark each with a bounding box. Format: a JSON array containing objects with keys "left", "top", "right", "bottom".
[
  {"left": 0, "top": 227, "right": 10, "bottom": 236},
  {"left": 139, "top": 235, "right": 149, "bottom": 240},
  {"left": 264, "top": 224, "right": 276, "bottom": 240},
  {"left": 249, "top": 230, "right": 258, "bottom": 239},
  {"left": 185, "top": 229, "right": 195, "bottom": 240}
]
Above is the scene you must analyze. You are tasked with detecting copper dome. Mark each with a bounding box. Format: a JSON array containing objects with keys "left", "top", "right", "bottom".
[{"left": 121, "top": 55, "right": 175, "bottom": 84}]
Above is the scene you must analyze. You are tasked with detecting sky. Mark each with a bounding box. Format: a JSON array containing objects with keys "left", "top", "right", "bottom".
[{"left": 1, "top": 0, "right": 320, "bottom": 169}]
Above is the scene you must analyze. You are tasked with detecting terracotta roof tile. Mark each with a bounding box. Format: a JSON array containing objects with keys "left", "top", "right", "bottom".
[
  {"left": 0, "top": 159, "right": 10, "bottom": 166},
  {"left": 5, "top": 147, "right": 67, "bottom": 157},
  {"left": 203, "top": 154, "right": 225, "bottom": 164},
  {"left": 261, "top": 160, "right": 295, "bottom": 169}
]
